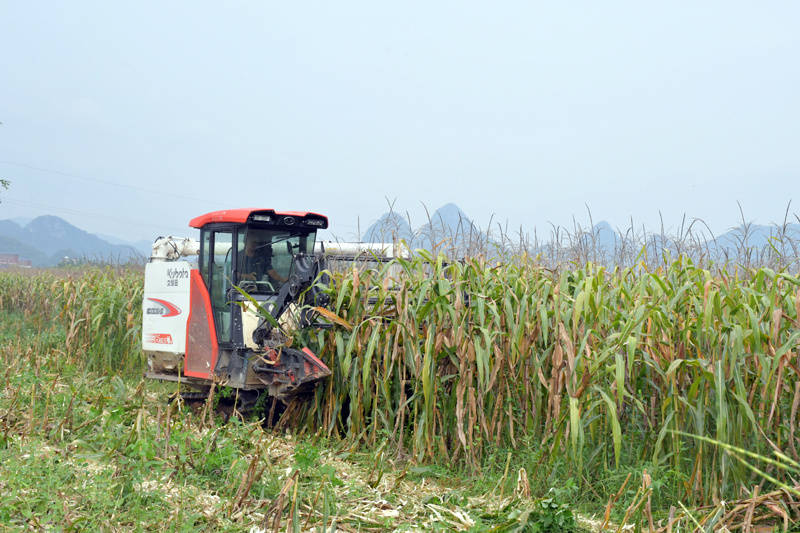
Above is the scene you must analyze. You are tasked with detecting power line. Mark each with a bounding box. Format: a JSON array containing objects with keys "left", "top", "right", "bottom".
[
  {"left": 0, "top": 160, "right": 218, "bottom": 206},
  {"left": 0, "top": 160, "right": 365, "bottom": 237},
  {"left": 2, "top": 197, "right": 192, "bottom": 235}
]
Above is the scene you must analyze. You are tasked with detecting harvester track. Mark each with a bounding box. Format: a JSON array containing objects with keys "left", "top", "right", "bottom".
[{"left": 171, "top": 389, "right": 265, "bottom": 422}]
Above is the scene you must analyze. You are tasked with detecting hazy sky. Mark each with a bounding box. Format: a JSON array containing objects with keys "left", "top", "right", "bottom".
[{"left": 1, "top": 2, "right": 799, "bottom": 242}]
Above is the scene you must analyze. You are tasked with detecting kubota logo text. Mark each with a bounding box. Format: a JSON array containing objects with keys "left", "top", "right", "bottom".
[
  {"left": 147, "top": 333, "right": 173, "bottom": 345},
  {"left": 146, "top": 298, "right": 181, "bottom": 317}
]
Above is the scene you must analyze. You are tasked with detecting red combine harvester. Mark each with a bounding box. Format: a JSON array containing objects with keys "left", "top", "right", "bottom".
[{"left": 142, "top": 208, "right": 338, "bottom": 405}]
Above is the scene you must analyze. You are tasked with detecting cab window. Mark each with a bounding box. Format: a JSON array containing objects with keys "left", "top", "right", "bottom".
[
  {"left": 206, "top": 229, "right": 234, "bottom": 343},
  {"left": 236, "top": 227, "right": 316, "bottom": 293}
]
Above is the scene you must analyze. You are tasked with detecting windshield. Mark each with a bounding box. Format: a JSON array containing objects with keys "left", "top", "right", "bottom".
[{"left": 237, "top": 227, "right": 316, "bottom": 293}]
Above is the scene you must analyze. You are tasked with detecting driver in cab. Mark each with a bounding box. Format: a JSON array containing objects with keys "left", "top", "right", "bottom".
[{"left": 239, "top": 237, "right": 288, "bottom": 284}]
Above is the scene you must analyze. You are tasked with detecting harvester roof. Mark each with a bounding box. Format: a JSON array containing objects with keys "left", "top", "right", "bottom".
[{"left": 189, "top": 208, "right": 328, "bottom": 229}]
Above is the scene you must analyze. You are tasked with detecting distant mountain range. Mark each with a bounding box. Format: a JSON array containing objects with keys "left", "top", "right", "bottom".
[
  {"left": 362, "top": 204, "right": 800, "bottom": 258},
  {"left": 363, "top": 203, "right": 482, "bottom": 252},
  {"left": 575, "top": 219, "right": 800, "bottom": 256},
  {"left": 363, "top": 212, "right": 414, "bottom": 243},
  {"left": 0, "top": 216, "right": 151, "bottom": 266},
  {"left": 4, "top": 209, "right": 798, "bottom": 267}
]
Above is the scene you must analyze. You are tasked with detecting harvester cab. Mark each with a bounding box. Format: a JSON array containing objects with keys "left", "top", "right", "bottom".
[{"left": 142, "top": 208, "right": 333, "bottom": 402}]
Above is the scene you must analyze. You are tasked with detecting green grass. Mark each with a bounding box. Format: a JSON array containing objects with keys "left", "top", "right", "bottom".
[{"left": 0, "top": 309, "right": 589, "bottom": 531}]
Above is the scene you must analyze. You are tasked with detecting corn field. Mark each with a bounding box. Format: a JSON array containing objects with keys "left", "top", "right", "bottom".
[
  {"left": 1, "top": 257, "right": 799, "bottom": 508},
  {"left": 294, "top": 253, "right": 800, "bottom": 506},
  {"left": 0, "top": 267, "right": 143, "bottom": 374}
]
